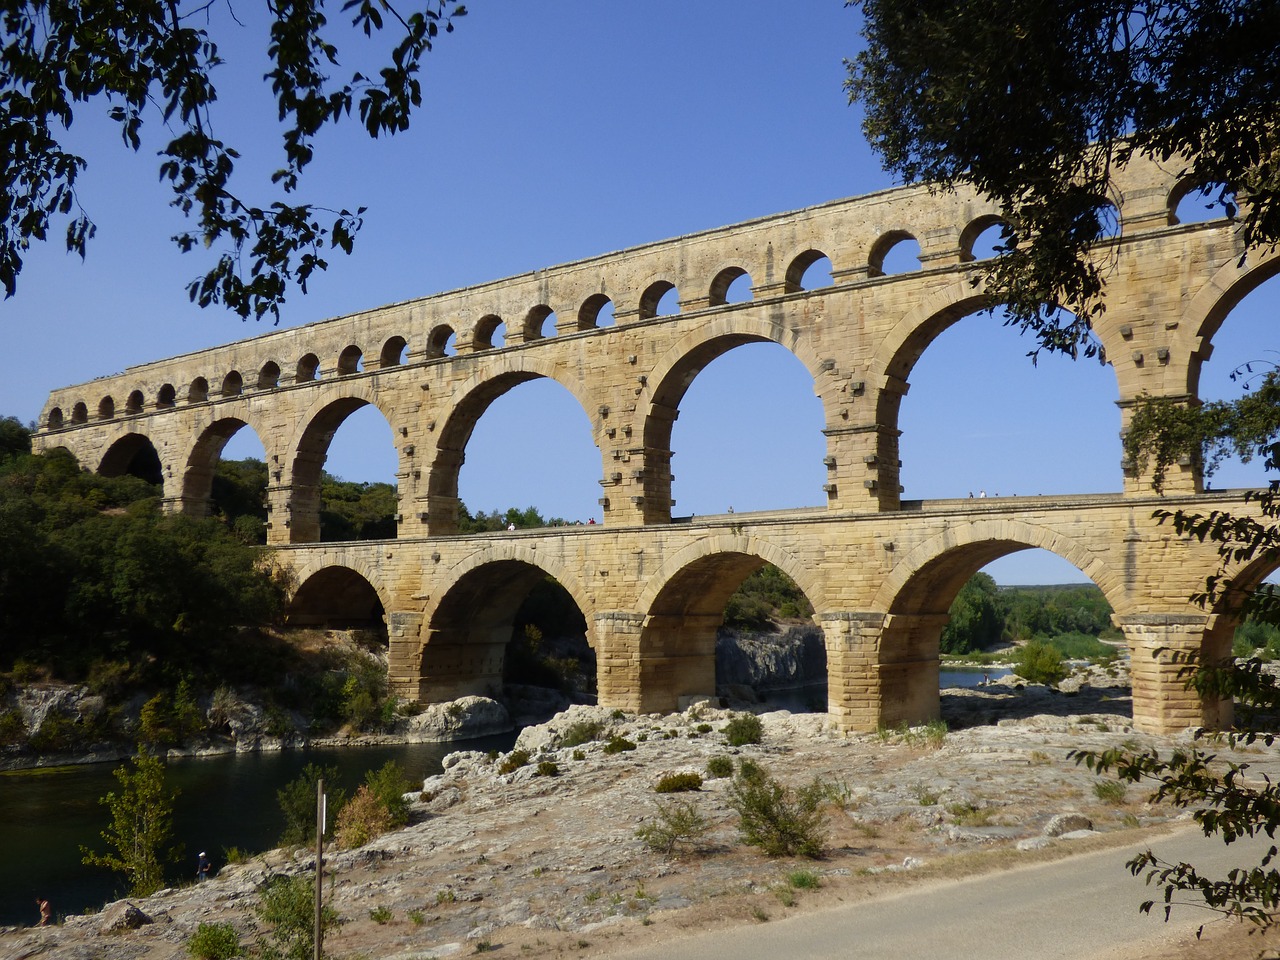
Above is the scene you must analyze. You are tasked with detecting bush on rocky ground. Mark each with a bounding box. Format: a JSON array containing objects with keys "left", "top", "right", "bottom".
[{"left": 727, "top": 762, "right": 827, "bottom": 858}]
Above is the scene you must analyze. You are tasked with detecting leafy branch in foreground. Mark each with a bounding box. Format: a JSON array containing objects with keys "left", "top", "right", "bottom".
[
  {"left": 1073, "top": 656, "right": 1280, "bottom": 932},
  {"left": 0, "top": 1, "right": 466, "bottom": 320},
  {"left": 847, "top": 0, "right": 1280, "bottom": 358}
]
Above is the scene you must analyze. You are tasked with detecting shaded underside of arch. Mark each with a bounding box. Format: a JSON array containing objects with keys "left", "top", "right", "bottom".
[
  {"left": 419, "top": 559, "right": 583, "bottom": 702},
  {"left": 98, "top": 433, "right": 163, "bottom": 486},
  {"left": 286, "top": 565, "right": 386, "bottom": 629}
]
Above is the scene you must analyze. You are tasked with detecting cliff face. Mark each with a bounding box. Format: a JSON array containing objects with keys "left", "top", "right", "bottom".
[{"left": 715, "top": 624, "right": 827, "bottom": 694}]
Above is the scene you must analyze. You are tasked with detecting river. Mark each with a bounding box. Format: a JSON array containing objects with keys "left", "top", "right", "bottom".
[{"left": 0, "top": 734, "right": 515, "bottom": 928}]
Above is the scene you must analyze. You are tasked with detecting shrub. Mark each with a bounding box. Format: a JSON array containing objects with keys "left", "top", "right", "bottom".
[
  {"left": 498, "top": 749, "right": 531, "bottom": 774},
  {"left": 571, "top": 749, "right": 585, "bottom": 761},
  {"left": 560, "top": 720, "right": 605, "bottom": 748},
  {"left": 334, "top": 785, "right": 393, "bottom": 850},
  {"left": 726, "top": 764, "right": 827, "bottom": 858},
  {"left": 187, "top": 921, "right": 243, "bottom": 959},
  {"left": 537, "top": 760, "right": 560, "bottom": 777},
  {"left": 1012, "top": 640, "right": 1069, "bottom": 686},
  {"left": 1094, "top": 779, "right": 1128, "bottom": 804},
  {"left": 723, "top": 713, "right": 763, "bottom": 747},
  {"left": 635, "top": 798, "right": 711, "bottom": 856},
  {"left": 602, "top": 735, "right": 636, "bottom": 755},
  {"left": 277, "top": 763, "right": 345, "bottom": 848},
  {"left": 786, "top": 869, "right": 821, "bottom": 889},
  {"left": 655, "top": 772, "right": 703, "bottom": 793},
  {"left": 369, "top": 905, "right": 393, "bottom": 924},
  {"left": 364, "top": 760, "right": 412, "bottom": 828},
  {"left": 0, "top": 708, "right": 26, "bottom": 747},
  {"left": 255, "top": 874, "right": 340, "bottom": 960},
  {"left": 705, "top": 755, "right": 734, "bottom": 779}
]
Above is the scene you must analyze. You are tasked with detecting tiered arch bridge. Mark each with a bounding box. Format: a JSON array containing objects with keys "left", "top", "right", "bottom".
[{"left": 35, "top": 154, "right": 1277, "bottom": 735}]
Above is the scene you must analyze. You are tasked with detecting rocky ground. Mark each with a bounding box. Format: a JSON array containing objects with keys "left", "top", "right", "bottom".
[{"left": 3, "top": 668, "right": 1278, "bottom": 960}]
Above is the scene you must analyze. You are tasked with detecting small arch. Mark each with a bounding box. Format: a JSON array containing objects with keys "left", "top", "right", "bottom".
[
  {"left": 959, "top": 215, "right": 1010, "bottom": 262},
  {"left": 785, "top": 249, "right": 833, "bottom": 291},
  {"left": 578, "top": 293, "right": 614, "bottom": 330},
  {"left": 47, "top": 407, "right": 64, "bottom": 430},
  {"left": 156, "top": 384, "right": 176, "bottom": 409},
  {"left": 709, "top": 266, "right": 753, "bottom": 306},
  {"left": 337, "top": 345, "right": 363, "bottom": 375},
  {"left": 1169, "top": 178, "right": 1235, "bottom": 226},
  {"left": 70, "top": 402, "right": 88, "bottom": 425},
  {"left": 296, "top": 354, "right": 320, "bottom": 383},
  {"left": 380, "top": 336, "right": 408, "bottom": 368},
  {"left": 426, "top": 324, "right": 457, "bottom": 358},
  {"left": 97, "top": 396, "right": 115, "bottom": 420},
  {"left": 869, "top": 230, "right": 920, "bottom": 277},
  {"left": 221, "top": 371, "right": 243, "bottom": 397},
  {"left": 473, "top": 314, "right": 506, "bottom": 350},
  {"left": 257, "top": 361, "right": 281, "bottom": 390},
  {"left": 639, "top": 280, "right": 679, "bottom": 320},
  {"left": 188, "top": 378, "right": 209, "bottom": 404},
  {"left": 98, "top": 433, "right": 164, "bottom": 486},
  {"left": 286, "top": 565, "right": 387, "bottom": 631},
  {"left": 125, "top": 390, "right": 144, "bottom": 415},
  {"left": 523, "top": 304, "right": 556, "bottom": 341}
]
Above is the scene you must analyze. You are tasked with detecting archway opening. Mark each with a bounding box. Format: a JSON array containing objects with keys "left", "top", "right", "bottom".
[
  {"left": 98, "top": 433, "right": 163, "bottom": 486},
  {"left": 898, "top": 306, "right": 1120, "bottom": 499},
  {"left": 663, "top": 340, "right": 825, "bottom": 518},
  {"left": 286, "top": 566, "right": 386, "bottom": 631},
  {"left": 421, "top": 560, "right": 594, "bottom": 723},
  {"left": 317, "top": 403, "right": 399, "bottom": 542},
  {"left": 870, "top": 231, "right": 921, "bottom": 276},
  {"left": 209, "top": 424, "right": 270, "bottom": 543},
  {"left": 1171, "top": 180, "right": 1234, "bottom": 226},
  {"left": 450, "top": 375, "right": 599, "bottom": 530},
  {"left": 885, "top": 542, "right": 1129, "bottom": 730},
  {"left": 640, "top": 552, "right": 824, "bottom": 714},
  {"left": 287, "top": 399, "right": 398, "bottom": 543},
  {"left": 1194, "top": 270, "right": 1280, "bottom": 490}
]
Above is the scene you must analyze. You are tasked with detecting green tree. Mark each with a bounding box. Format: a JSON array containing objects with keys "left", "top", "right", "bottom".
[
  {"left": 940, "top": 573, "right": 1004, "bottom": 654},
  {"left": 256, "top": 874, "right": 340, "bottom": 960},
  {"left": 277, "top": 763, "right": 346, "bottom": 849},
  {"left": 850, "top": 0, "right": 1280, "bottom": 931},
  {"left": 1, "top": 1, "right": 466, "bottom": 320},
  {"left": 848, "top": 0, "right": 1279, "bottom": 356},
  {"left": 81, "top": 750, "right": 183, "bottom": 896}
]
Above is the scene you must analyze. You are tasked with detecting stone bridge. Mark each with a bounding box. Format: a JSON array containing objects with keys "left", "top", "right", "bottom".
[{"left": 34, "top": 153, "right": 1279, "bottom": 735}]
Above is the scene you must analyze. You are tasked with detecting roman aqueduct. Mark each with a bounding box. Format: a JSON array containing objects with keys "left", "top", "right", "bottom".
[{"left": 34, "top": 153, "right": 1278, "bottom": 735}]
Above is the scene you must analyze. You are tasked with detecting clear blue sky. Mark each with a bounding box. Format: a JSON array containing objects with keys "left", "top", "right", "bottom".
[{"left": 1, "top": 2, "right": 1272, "bottom": 585}]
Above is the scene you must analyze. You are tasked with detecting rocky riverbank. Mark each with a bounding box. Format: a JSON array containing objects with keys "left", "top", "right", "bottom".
[{"left": 3, "top": 670, "right": 1272, "bottom": 960}]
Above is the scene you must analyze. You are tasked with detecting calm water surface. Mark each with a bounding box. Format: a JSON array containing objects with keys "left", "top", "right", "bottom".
[{"left": 0, "top": 735, "right": 514, "bottom": 928}]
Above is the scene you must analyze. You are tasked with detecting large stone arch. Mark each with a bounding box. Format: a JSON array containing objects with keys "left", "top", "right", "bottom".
[
  {"left": 1180, "top": 248, "right": 1280, "bottom": 398},
  {"left": 284, "top": 384, "right": 400, "bottom": 543},
  {"left": 415, "top": 550, "right": 595, "bottom": 704},
  {"left": 425, "top": 356, "right": 599, "bottom": 534},
  {"left": 851, "top": 517, "right": 1128, "bottom": 729},
  {"left": 639, "top": 317, "right": 827, "bottom": 523},
  {"left": 427, "top": 540, "right": 597, "bottom": 645},
  {"left": 284, "top": 561, "right": 392, "bottom": 629},
  {"left": 179, "top": 416, "right": 270, "bottom": 518},
  {"left": 632, "top": 534, "right": 822, "bottom": 712},
  {"left": 872, "top": 517, "right": 1119, "bottom": 615},
  {"left": 97, "top": 431, "right": 166, "bottom": 489}
]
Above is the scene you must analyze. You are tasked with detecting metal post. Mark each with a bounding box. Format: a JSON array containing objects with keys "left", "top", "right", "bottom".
[{"left": 315, "top": 777, "right": 324, "bottom": 960}]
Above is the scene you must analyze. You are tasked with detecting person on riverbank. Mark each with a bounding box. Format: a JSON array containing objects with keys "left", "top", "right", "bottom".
[
  {"left": 196, "top": 852, "right": 211, "bottom": 883},
  {"left": 36, "top": 898, "right": 50, "bottom": 926}
]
